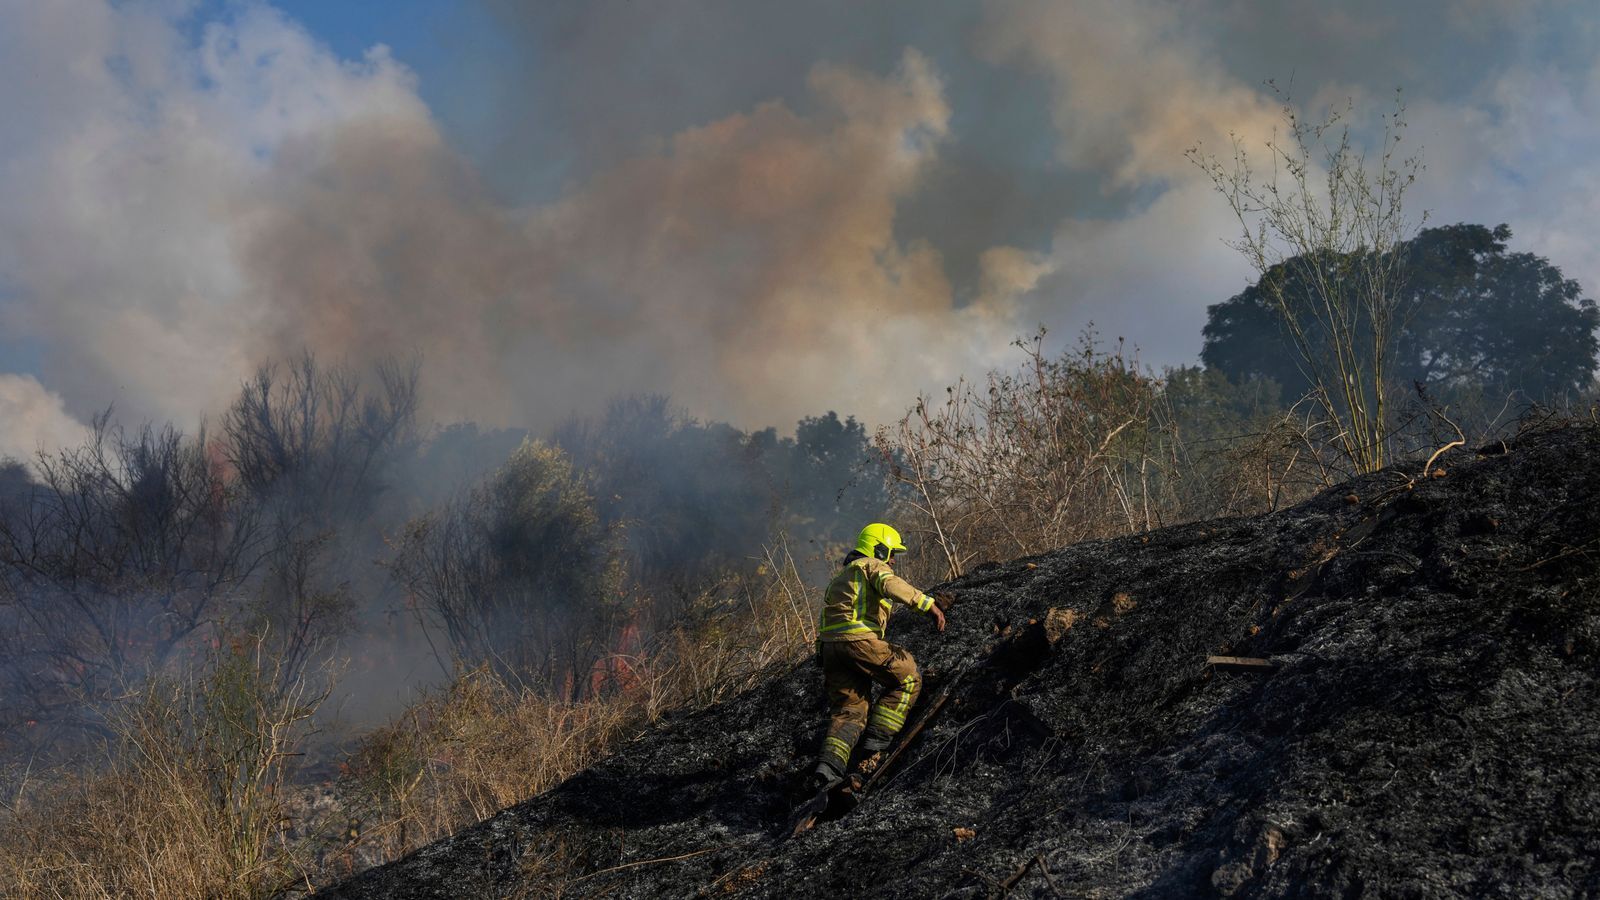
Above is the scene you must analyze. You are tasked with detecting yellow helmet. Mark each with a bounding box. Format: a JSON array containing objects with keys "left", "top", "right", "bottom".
[{"left": 855, "top": 523, "right": 908, "bottom": 561}]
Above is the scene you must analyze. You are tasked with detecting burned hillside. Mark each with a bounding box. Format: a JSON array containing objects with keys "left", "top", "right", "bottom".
[{"left": 324, "top": 422, "right": 1600, "bottom": 899}]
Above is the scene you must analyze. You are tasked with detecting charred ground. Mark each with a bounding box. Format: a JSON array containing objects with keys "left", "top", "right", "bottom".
[{"left": 323, "top": 423, "right": 1600, "bottom": 899}]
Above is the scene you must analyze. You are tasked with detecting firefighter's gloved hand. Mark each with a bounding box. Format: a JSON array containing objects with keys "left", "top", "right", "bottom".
[{"left": 929, "top": 604, "right": 946, "bottom": 632}]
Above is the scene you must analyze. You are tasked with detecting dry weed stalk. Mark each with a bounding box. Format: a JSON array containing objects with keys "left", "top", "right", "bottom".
[
  {"left": 1189, "top": 88, "right": 1424, "bottom": 474},
  {"left": 878, "top": 332, "right": 1184, "bottom": 577},
  {"left": 0, "top": 634, "right": 327, "bottom": 899},
  {"left": 343, "top": 552, "right": 814, "bottom": 869}
]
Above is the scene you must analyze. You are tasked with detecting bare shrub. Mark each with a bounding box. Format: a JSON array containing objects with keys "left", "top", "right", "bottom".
[
  {"left": 223, "top": 354, "right": 419, "bottom": 511},
  {"left": 878, "top": 331, "right": 1184, "bottom": 578},
  {"left": 0, "top": 636, "right": 327, "bottom": 899},
  {"left": 339, "top": 550, "right": 813, "bottom": 871},
  {"left": 0, "top": 354, "right": 416, "bottom": 752},
  {"left": 1189, "top": 89, "right": 1423, "bottom": 474},
  {"left": 1210, "top": 411, "right": 1328, "bottom": 514},
  {"left": 876, "top": 333, "right": 1326, "bottom": 581},
  {"left": 222, "top": 353, "right": 420, "bottom": 682},
  {"left": 389, "top": 439, "right": 623, "bottom": 695},
  {"left": 1157, "top": 367, "right": 1322, "bottom": 518},
  {"left": 0, "top": 418, "right": 265, "bottom": 750}
]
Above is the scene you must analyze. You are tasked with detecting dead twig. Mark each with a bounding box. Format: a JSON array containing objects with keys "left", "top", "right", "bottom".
[
  {"left": 566, "top": 844, "right": 726, "bottom": 885},
  {"left": 989, "top": 855, "right": 1039, "bottom": 898},
  {"left": 1035, "top": 854, "right": 1062, "bottom": 896},
  {"left": 1419, "top": 439, "right": 1465, "bottom": 481},
  {"left": 1516, "top": 537, "right": 1600, "bottom": 572}
]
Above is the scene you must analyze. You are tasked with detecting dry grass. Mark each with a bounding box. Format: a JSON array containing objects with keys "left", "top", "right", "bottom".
[
  {"left": 335, "top": 550, "right": 815, "bottom": 873},
  {"left": 0, "top": 555, "right": 815, "bottom": 895},
  {"left": 880, "top": 333, "right": 1196, "bottom": 579},
  {"left": 344, "top": 668, "right": 637, "bottom": 861},
  {"left": 877, "top": 334, "right": 1323, "bottom": 583},
  {"left": 0, "top": 637, "right": 326, "bottom": 899}
]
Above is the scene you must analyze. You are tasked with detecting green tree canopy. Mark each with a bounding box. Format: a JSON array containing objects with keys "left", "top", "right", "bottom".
[{"left": 1202, "top": 223, "right": 1599, "bottom": 403}]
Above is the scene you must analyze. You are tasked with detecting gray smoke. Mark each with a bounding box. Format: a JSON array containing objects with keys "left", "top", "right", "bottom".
[{"left": 1, "top": 0, "right": 1596, "bottom": 450}]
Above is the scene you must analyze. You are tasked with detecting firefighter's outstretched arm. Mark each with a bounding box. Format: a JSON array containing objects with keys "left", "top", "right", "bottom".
[{"left": 866, "top": 562, "right": 944, "bottom": 632}]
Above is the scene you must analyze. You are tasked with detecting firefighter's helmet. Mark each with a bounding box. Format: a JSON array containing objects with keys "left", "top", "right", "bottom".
[{"left": 855, "top": 523, "right": 908, "bottom": 561}]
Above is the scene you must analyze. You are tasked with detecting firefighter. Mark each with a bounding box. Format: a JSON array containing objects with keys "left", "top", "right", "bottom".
[{"left": 810, "top": 523, "right": 946, "bottom": 790}]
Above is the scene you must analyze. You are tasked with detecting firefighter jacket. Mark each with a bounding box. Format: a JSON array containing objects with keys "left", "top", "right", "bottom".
[{"left": 817, "top": 554, "right": 935, "bottom": 642}]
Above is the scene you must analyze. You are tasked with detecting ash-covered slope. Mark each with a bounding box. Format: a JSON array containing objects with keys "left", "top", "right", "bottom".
[{"left": 325, "top": 424, "right": 1600, "bottom": 899}]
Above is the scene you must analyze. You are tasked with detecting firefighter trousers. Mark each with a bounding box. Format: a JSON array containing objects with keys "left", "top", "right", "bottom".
[{"left": 815, "top": 637, "right": 921, "bottom": 777}]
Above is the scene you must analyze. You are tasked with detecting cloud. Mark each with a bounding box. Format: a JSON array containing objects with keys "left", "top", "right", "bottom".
[
  {"left": 0, "top": 375, "right": 90, "bottom": 463},
  {"left": 1408, "top": 56, "right": 1600, "bottom": 302},
  {"left": 0, "top": 1, "right": 431, "bottom": 429}
]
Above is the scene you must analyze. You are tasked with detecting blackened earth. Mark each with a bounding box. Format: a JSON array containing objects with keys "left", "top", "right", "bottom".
[{"left": 321, "top": 423, "right": 1600, "bottom": 899}]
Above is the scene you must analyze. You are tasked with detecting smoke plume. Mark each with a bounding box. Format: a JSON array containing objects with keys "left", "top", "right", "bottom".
[
  {"left": 243, "top": 48, "right": 1032, "bottom": 428},
  {"left": 0, "top": 375, "right": 89, "bottom": 464},
  {"left": 1, "top": 0, "right": 1596, "bottom": 446}
]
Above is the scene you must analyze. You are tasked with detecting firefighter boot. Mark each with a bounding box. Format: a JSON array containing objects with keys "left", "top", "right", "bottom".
[{"left": 810, "top": 761, "right": 845, "bottom": 794}]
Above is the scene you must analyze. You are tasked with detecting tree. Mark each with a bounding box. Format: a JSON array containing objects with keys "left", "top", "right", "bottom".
[
  {"left": 390, "top": 440, "right": 621, "bottom": 695},
  {"left": 1402, "top": 224, "right": 1598, "bottom": 400},
  {"left": 1204, "top": 223, "right": 1600, "bottom": 413},
  {"left": 1190, "top": 91, "right": 1421, "bottom": 474},
  {"left": 0, "top": 418, "right": 266, "bottom": 748},
  {"left": 220, "top": 353, "right": 420, "bottom": 678},
  {"left": 763, "top": 411, "right": 891, "bottom": 548}
]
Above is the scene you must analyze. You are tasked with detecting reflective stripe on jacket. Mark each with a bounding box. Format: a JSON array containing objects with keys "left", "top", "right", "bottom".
[{"left": 817, "top": 554, "right": 933, "bottom": 642}]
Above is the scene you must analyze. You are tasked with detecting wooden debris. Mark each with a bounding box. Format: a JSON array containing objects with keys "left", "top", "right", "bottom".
[
  {"left": 1036, "top": 854, "right": 1062, "bottom": 896},
  {"left": 989, "top": 854, "right": 1060, "bottom": 898},
  {"left": 991, "top": 857, "right": 1035, "bottom": 898},
  {"left": 953, "top": 827, "right": 976, "bottom": 842},
  {"left": 1207, "top": 655, "right": 1277, "bottom": 672},
  {"left": 1343, "top": 515, "right": 1379, "bottom": 545}
]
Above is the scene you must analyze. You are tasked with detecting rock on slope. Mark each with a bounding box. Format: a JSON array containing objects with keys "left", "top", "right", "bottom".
[{"left": 324, "top": 423, "right": 1600, "bottom": 899}]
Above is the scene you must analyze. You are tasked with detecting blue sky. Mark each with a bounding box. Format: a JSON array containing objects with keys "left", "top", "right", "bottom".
[
  {"left": 223, "top": 0, "right": 514, "bottom": 156},
  {"left": 270, "top": 0, "right": 450, "bottom": 58}
]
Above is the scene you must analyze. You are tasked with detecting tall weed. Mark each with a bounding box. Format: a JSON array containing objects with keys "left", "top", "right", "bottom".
[{"left": 0, "top": 637, "right": 326, "bottom": 899}]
